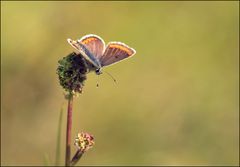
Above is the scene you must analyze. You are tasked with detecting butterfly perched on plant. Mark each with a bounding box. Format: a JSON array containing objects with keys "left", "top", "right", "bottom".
[{"left": 67, "top": 34, "right": 136, "bottom": 75}]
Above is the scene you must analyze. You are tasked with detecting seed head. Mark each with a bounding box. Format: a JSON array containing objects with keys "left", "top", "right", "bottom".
[{"left": 57, "top": 52, "right": 88, "bottom": 95}]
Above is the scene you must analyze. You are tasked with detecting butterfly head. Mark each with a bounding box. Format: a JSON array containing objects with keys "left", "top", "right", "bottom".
[{"left": 95, "top": 68, "right": 102, "bottom": 75}]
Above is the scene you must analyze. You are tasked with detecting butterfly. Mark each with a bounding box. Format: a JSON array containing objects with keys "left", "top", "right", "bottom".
[{"left": 67, "top": 34, "right": 136, "bottom": 75}]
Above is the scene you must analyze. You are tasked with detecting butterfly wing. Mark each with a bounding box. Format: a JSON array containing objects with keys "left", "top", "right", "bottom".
[
  {"left": 67, "top": 38, "right": 101, "bottom": 68},
  {"left": 78, "top": 34, "right": 105, "bottom": 60},
  {"left": 100, "top": 42, "right": 136, "bottom": 67}
]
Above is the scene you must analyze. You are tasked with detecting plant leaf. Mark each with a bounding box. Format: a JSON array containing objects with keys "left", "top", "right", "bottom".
[
  {"left": 55, "top": 105, "right": 64, "bottom": 166},
  {"left": 43, "top": 153, "right": 51, "bottom": 166}
]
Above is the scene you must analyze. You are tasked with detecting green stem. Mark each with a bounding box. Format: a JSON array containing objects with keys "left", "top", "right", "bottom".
[{"left": 65, "top": 93, "right": 73, "bottom": 166}]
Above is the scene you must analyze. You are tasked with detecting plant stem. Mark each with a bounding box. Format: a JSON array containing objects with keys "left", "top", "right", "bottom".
[
  {"left": 71, "top": 150, "right": 84, "bottom": 166},
  {"left": 65, "top": 93, "right": 73, "bottom": 166}
]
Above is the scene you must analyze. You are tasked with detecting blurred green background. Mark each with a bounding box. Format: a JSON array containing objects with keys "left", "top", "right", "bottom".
[{"left": 1, "top": 1, "right": 239, "bottom": 166}]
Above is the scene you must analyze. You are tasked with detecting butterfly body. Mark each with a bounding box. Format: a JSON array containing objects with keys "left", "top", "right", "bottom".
[
  {"left": 67, "top": 34, "right": 136, "bottom": 75},
  {"left": 83, "top": 57, "right": 102, "bottom": 75}
]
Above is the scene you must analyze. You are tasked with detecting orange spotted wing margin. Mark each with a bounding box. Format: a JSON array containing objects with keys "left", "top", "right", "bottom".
[
  {"left": 100, "top": 42, "right": 136, "bottom": 67},
  {"left": 78, "top": 34, "right": 105, "bottom": 60}
]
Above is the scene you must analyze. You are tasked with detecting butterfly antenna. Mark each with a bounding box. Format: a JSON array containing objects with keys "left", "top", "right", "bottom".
[
  {"left": 96, "top": 75, "right": 100, "bottom": 88},
  {"left": 103, "top": 70, "right": 117, "bottom": 84}
]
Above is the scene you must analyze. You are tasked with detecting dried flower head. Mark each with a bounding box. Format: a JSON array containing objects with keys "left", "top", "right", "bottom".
[
  {"left": 57, "top": 52, "right": 88, "bottom": 94},
  {"left": 74, "top": 132, "right": 94, "bottom": 152}
]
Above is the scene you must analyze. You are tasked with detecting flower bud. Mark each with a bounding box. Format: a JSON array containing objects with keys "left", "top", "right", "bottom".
[{"left": 74, "top": 132, "right": 94, "bottom": 152}]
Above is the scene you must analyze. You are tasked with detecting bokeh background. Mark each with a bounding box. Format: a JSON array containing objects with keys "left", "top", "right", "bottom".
[{"left": 1, "top": 1, "right": 239, "bottom": 166}]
